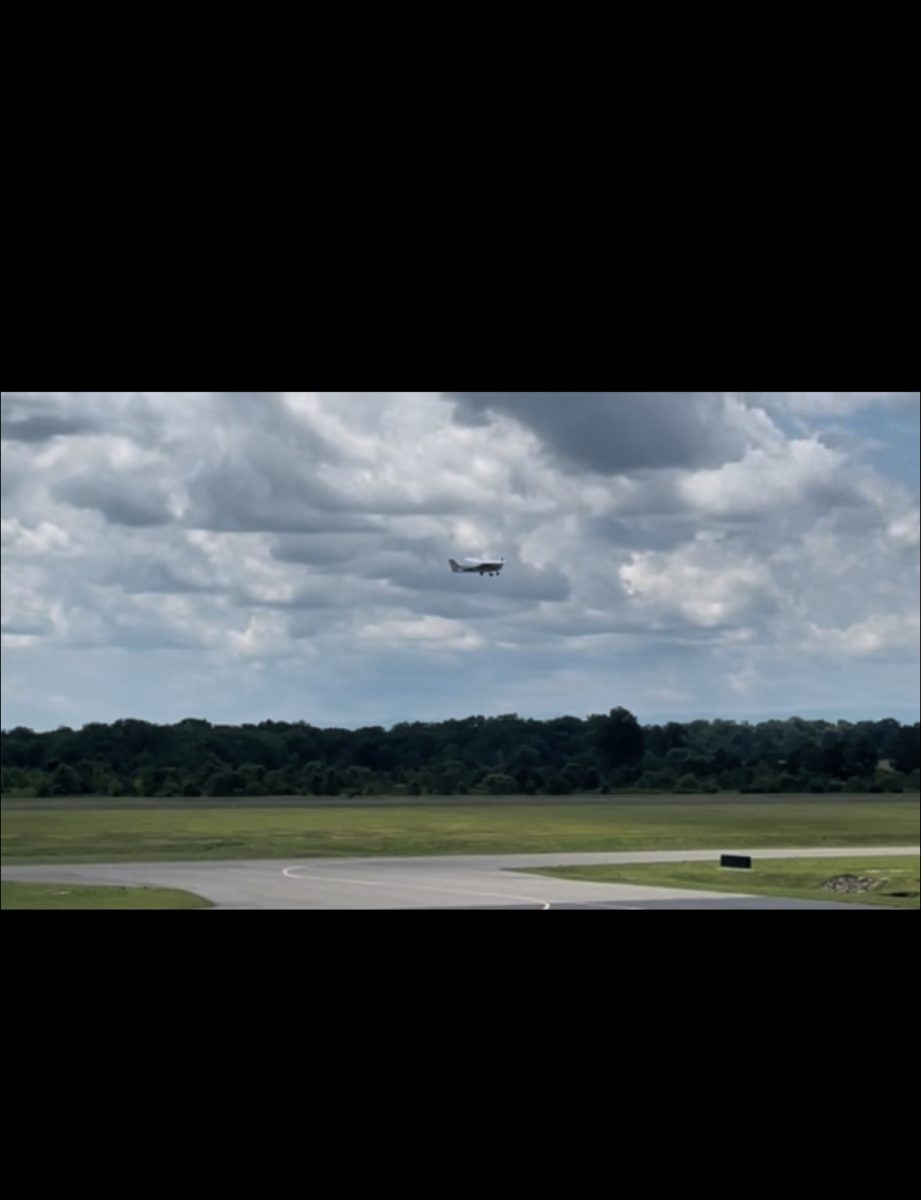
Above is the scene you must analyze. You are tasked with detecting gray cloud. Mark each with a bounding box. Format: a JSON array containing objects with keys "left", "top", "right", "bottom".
[
  {"left": 0, "top": 451, "right": 27, "bottom": 501},
  {"left": 56, "top": 477, "right": 174, "bottom": 527},
  {"left": 1, "top": 616, "right": 52, "bottom": 635},
  {"left": 2, "top": 393, "right": 99, "bottom": 442},
  {"left": 587, "top": 515, "right": 691, "bottom": 551},
  {"left": 756, "top": 391, "right": 920, "bottom": 416},
  {"left": 1, "top": 413, "right": 99, "bottom": 442},
  {"left": 451, "top": 392, "right": 748, "bottom": 474},
  {"left": 182, "top": 397, "right": 358, "bottom": 532},
  {"left": 104, "top": 559, "right": 216, "bottom": 596},
  {"left": 186, "top": 462, "right": 382, "bottom": 530},
  {"left": 271, "top": 530, "right": 383, "bottom": 564}
]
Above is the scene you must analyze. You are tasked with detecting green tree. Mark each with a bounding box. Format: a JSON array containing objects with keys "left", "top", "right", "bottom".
[
  {"left": 597, "top": 708, "right": 644, "bottom": 769},
  {"left": 206, "top": 770, "right": 245, "bottom": 797},
  {"left": 482, "top": 773, "right": 517, "bottom": 795},
  {"left": 50, "top": 764, "right": 82, "bottom": 796}
]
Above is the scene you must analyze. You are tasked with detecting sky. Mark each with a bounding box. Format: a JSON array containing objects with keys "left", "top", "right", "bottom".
[{"left": 1, "top": 391, "right": 918, "bottom": 732}]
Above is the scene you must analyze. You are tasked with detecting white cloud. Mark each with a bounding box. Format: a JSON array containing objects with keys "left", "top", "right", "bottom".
[
  {"left": 805, "top": 611, "right": 921, "bottom": 656},
  {"left": 619, "top": 537, "right": 776, "bottom": 627},
  {"left": 888, "top": 509, "right": 920, "bottom": 549},
  {"left": 679, "top": 439, "right": 848, "bottom": 518},
  {"left": 357, "top": 613, "right": 484, "bottom": 652},
  {"left": 1, "top": 518, "right": 72, "bottom": 555},
  {"left": 1, "top": 390, "right": 918, "bottom": 728}
]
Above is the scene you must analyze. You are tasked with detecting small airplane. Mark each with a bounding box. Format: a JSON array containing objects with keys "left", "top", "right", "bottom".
[{"left": 449, "top": 556, "right": 505, "bottom": 577}]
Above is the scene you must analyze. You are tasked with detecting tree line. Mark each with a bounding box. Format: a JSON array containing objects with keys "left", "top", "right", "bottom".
[{"left": 1, "top": 710, "right": 919, "bottom": 798}]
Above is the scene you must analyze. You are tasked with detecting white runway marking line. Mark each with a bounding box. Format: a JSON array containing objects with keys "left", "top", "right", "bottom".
[{"left": 282, "top": 865, "right": 552, "bottom": 909}]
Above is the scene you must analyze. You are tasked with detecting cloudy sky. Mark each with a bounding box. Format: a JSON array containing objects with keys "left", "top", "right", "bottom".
[{"left": 1, "top": 391, "right": 918, "bottom": 732}]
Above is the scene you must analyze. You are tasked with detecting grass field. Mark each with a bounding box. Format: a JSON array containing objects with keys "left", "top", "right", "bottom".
[
  {"left": 1, "top": 795, "right": 918, "bottom": 863},
  {"left": 1, "top": 881, "right": 213, "bottom": 909},
  {"left": 520, "top": 855, "right": 921, "bottom": 909}
]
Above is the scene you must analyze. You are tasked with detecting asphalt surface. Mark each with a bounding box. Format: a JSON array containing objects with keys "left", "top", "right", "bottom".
[{"left": 3, "top": 846, "right": 916, "bottom": 908}]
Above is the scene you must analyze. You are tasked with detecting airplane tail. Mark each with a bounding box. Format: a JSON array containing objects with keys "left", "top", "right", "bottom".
[{"left": 449, "top": 559, "right": 462, "bottom": 573}]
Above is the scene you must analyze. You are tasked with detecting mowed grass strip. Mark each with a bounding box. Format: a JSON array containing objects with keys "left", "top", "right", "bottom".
[
  {"left": 520, "top": 855, "right": 921, "bottom": 908},
  {"left": 1, "top": 881, "right": 213, "bottom": 909},
  {"left": 1, "top": 797, "right": 918, "bottom": 862}
]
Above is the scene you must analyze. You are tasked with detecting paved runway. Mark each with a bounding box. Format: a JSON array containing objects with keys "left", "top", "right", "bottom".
[{"left": 3, "top": 846, "right": 916, "bottom": 908}]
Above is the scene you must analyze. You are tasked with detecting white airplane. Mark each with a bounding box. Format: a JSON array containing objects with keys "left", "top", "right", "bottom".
[{"left": 449, "top": 556, "right": 505, "bottom": 577}]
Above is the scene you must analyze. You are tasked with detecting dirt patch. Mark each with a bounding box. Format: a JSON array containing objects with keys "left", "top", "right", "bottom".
[{"left": 823, "top": 874, "right": 879, "bottom": 894}]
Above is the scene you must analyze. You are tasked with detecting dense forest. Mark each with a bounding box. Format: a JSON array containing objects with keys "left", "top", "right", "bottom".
[{"left": 1, "top": 710, "right": 919, "bottom": 798}]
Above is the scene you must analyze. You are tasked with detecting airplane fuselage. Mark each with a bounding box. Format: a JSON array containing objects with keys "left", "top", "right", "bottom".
[{"left": 450, "top": 557, "right": 504, "bottom": 577}]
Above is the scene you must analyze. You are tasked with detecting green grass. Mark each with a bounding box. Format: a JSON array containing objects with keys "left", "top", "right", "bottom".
[
  {"left": 520, "top": 856, "right": 921, "bottom": 908},
  {"left": 1, "top": 795, "right": 917, "bottom": 863},
  {"left": 1, "top": 881, "right": 213, "bottom": 909}
]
